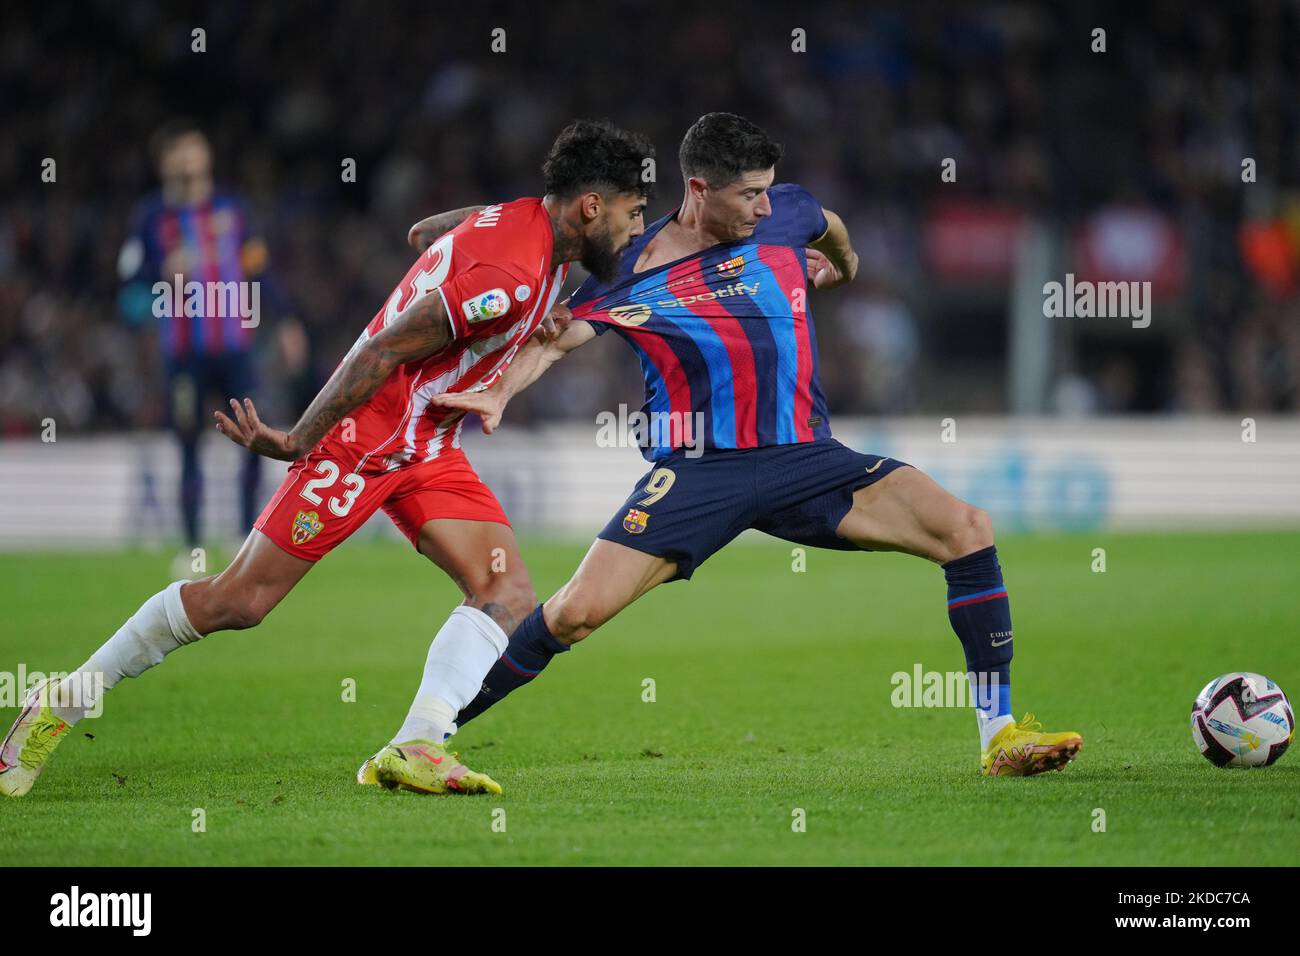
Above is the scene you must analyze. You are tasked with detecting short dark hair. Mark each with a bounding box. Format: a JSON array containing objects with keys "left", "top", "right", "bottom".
[
  {"left": 149, "top": 119, "right": 207, "bottom": 165},
  {"left": 679, "top": 112, "right": 783, "bottom": 187},
  {"left": 543, "top": 119, "right": 655, "bottom": 200}
]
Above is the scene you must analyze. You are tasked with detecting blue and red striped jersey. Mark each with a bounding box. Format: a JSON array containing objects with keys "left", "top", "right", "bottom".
[
  {"left": 570, "top": 183, "right": 831, "bottom": 461},
  {"left": 118, "top": 188, "right": 257, "bottom": 358}
]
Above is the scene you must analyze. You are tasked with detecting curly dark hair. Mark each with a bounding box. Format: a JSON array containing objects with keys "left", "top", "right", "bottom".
[
  {"left": 678, "top": 112, "right": 783, "bottom": 187},
  {"left": 543, "top": 119, "right": 655, "bottom": 200}
]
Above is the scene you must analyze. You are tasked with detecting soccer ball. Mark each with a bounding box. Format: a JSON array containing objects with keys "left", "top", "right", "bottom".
[{"left": 1190, "top": 672, "right": 1293, "bottom": 768}]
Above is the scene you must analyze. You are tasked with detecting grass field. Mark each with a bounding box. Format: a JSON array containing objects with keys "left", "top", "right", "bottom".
[{"left": 1, "top": 530, "right": 1297, "bottom": 866}]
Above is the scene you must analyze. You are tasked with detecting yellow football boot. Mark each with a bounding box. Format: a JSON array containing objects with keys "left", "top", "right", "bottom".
[
  {"left": 359, "top": 740, "right": 502, "bottom": 795},
  {"left": 0, "top": 680, "right": 73, "bottom": 798},
  {"left": 980, "top": 713, "right": 1083, "bottom": 777},
  {"left": 356, "top": 752, "right": 381, "bottom": 786}
]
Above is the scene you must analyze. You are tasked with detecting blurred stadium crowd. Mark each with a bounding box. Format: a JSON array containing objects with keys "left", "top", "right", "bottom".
[{"left": 3, "top": 0, "right": 1300, "bottom": 438}]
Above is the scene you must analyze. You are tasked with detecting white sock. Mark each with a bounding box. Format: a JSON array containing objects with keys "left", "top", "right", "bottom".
[
  {"left": 391, "top": 605, "right": 508, "bottom": 744},
  {"left": 978, "top": 714, "right": 1014, "bottom": 750},
  {"left": 52, "top": 581, "right": 203, "bottom": 724}
]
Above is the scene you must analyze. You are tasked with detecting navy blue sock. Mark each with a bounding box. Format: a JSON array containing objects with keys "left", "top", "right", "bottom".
[
  {"left": 943, "top": 545, "right": 1013, "bottom": 722},
  {"left": 454, "top": 604, "right": 569, "bottom": 729}
]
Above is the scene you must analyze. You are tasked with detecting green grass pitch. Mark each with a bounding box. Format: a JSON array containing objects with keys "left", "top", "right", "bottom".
[{"left": 1, "top": 531, "right": 1297, "bottom": 866}]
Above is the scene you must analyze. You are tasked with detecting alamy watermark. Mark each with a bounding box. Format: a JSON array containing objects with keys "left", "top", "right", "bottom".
[
  {"left": 1, "top": 666, "right": 103, "bottom": 718},
  {"left": 49, "top": 886, "right": 150, "bottom": 936},
  {"left": 1043, "top": 273, "right": 1151, "bottom": 329},
  {"left": 596, "top": 403, "right": 706, "bottom": 458},
  {"left": 152, "top": 274, "right": 260, "bottom": 328},
  {"left": 891, "top": 665, "right": 1000, "bottom": 709}
]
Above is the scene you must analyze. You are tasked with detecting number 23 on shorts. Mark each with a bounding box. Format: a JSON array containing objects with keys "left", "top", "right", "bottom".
[{"left": 300, "top": 459, "right": 366, "bottom": 516}]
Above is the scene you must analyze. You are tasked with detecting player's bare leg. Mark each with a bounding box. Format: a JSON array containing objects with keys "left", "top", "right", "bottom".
[
  {"left": 415, "top": 518, "right": 538, "bottom": 635},
  {"left": 835, "top": 466, "right": 1081, "bottom": 776},
  {"left": 178, "top": 529, "right": 315, "bottom": 634},
  {"left": 360, "top": 519, "right": 533, "bottom": 795},
  {"left": 543, "top": 539, "right": 678, "bottom": 644},
  {"left": 833, "top": 466, "right": 992, "bottom": 565},
  {"left": 1, "top": 530, "right": 312, "bottom": 797}
]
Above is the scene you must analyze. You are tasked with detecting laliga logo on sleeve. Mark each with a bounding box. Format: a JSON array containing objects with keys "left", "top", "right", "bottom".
[
  {"left": 607, "top": 303, "right": 652, "bottom": 327},
  {"left": 463, "top": 288, "right": 511, "bottom": 324}
]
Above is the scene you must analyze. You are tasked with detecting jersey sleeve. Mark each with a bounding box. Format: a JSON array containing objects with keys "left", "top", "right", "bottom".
[
  {"left": 772, "top": 183, "right": 830, "bottom": 247},
  {"left": 439, "top": 263, "right": 533, "bottom": 340},
  {"left": 567, "top": 273, "right": 613, "bottom": 335}
]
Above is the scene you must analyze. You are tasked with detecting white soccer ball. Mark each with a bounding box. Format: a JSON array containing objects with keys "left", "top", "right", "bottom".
[{"left": 1190, "top": 672, "right": 1293, "bottom": 768}]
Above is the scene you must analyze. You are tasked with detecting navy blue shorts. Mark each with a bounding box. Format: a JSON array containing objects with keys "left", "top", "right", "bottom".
[
  {"left": 597, "top": 438, "right": 911, "bottom": 581},
  {"left": 166, "top": 352, "right": 257, "bottom": 437}
]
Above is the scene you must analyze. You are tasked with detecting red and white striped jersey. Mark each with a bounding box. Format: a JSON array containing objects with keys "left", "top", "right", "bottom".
[{"left": 326, "top": 198, "right": 566, "bottom": 474}]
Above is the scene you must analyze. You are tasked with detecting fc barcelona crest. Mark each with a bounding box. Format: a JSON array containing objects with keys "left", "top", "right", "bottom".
[
  {"left": 715, "top": 254, "right": 745, "bottom": 278},
  {"left": 622, "top": 508, "right": 649, "bottom": 534},
  {"left": 292, "top": 510, "right": 325, "bottom": 545}
]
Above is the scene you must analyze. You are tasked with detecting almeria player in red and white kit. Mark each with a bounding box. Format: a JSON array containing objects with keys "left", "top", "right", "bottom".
[
  {"left": 0, "top": 120, "right": 653, "bottom": 799},
  {"left": 251, "top": 195, "right": 570, "bottom": 563}
]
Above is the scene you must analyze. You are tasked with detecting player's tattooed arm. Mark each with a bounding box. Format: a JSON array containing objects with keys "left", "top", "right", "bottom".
[
  {"left": 430, "top": 309, "right": 595, "bottom": 434},
  {"left": 407, "top": 206, "right": 486, "bottom": 252},
  {"left": 215, "top": 293, "right": 454, "bottom": 460},
  {"left": 807, "top": 208, "right": 859, "bottom": 290}
]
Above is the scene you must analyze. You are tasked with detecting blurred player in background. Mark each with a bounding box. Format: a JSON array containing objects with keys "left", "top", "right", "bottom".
[
  {"left": 116, "top": 122, "right": 306, "bottom": 575},
  {"left": 0, "top": 120, "right": 651, "bottom": 799},
  {"left": 430, "top": 113, "right": 1083, "bottom": 782}
]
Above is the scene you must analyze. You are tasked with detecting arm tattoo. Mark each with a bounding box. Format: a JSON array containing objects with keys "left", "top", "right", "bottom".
[
  {"left": 285, "top": 289, "right": 453, "bottom": 456},
  {"left": 479, "top": 602, "right": 518, "bottom": 634},
  {"left": 409, "top": 206, "right": 485, "bottom": 251}
]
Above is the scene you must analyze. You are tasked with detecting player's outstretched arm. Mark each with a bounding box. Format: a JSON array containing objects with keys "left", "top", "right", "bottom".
[
  {"left": 407, "top": 206, "right": 486, "bottom": 252},
  {"left": 431, "top": 310, "right": 595, "bottom": 434},
  {"left": 215, "top": 291, "right": 455, "bottom": 460},
  {"left": 808, "top": 208, "right": 859, "bottom": 290}
]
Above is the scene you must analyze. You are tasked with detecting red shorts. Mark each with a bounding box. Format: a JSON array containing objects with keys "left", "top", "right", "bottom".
[{"left": 254, "top": 443, "right": 509, "bottom": 562}]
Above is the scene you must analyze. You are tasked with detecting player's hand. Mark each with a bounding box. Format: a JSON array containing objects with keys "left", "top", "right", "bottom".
[
  {"left": 538, "top": 302, "right": 573, "bottom": 342},
  {"left": 428, "top": 389, "right": 506, "bottom": 434},
  {"left": 806, "top": 248, "right": 857, "bottom": 290},
  {"left": 214, "top": 398, "right": 300, "bottom": 460}
]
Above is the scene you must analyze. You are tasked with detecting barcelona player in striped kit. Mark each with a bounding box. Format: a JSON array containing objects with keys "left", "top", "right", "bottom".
[
  {"left": 118, "top": 123, "right": 298, "bottom": 566},
  {"left": 434, "top": 114, "right": 1083, "bottom": 780}
]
